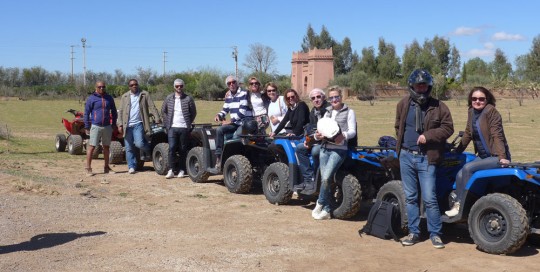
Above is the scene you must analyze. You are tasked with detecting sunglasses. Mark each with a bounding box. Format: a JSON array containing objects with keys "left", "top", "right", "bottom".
[
  {"left": 286, "top": 96, "right": 296, "bottom": 100},
  {"left": 266, "top": 89, "right": 276, "bottom": 93},
  {"left": 329, "top": 95, "right": 341, "bottom": 101},
  {"left": 471, "top": 97, "right": 486, "bottom": 102},
  {"left": 175, "top": 85, "right": 184, "bottom": 88},
  {"left": 310, "top": 95, "right": 322, "bottom": 101},
  {"left": 97, "top": 86, "right": 106, "bottom": 89},
  {"left": 227, "top": 81, "right": 237, "bottom": 86},
  {"left": 249, "top": 82, "right": 260, "bottom": 86},
  {"left": 129, "top": 83, "right": 138, "bottom": 87}
]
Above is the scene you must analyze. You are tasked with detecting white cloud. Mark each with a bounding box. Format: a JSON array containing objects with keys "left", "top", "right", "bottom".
[
  {"left": 492, "top": 32, "right": 526, "bottom": 41},
  {"left": 451, "top": 27, "right": 482, "bottom": 36},
  {"left": 464, "top": 43, "right": 495, "bottom": 58},
  {"left": 484, "top": 42, "right": 495, "bottom": 49}
]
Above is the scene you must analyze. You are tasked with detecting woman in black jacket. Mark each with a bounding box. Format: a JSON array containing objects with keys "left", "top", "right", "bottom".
[{"left": 270, "top": 89, "right": 309, "bottom": 137}]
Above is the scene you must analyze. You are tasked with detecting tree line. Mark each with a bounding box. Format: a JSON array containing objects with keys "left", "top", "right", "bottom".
[
  {"left": 302, "top": 24, "right": 540, "bottom": 101},
  {"left": 1, "top": 24, "right": 540, "bottom": 101}
]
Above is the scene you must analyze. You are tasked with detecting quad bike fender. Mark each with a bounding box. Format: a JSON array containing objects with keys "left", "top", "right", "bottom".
[
  {"left": 466, "top": 168, "right": 540, "bottom": 197},
  {"left": 272, "top": 138, "right": 302, "bottom": 164}
]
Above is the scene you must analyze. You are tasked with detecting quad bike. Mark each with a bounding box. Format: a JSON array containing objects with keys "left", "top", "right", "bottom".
[
  {"left": 261, "top": 134, "right": 398, "bottom": 219},
  {"left": 184, "top": 119, "right": 276, "bottom": 194},
  {"left": 376, "top": 132, "right": 540, "bottom": 254},
  {"left": 55, "top": 109, "right": 123, "bottom": 162}
]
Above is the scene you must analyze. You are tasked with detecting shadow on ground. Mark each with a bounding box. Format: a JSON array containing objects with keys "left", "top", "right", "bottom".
[{"left": 0, "top": 231, "right": 106, "bottom": 254}]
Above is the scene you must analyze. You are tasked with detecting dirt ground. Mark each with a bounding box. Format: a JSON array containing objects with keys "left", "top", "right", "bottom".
[{"left": 0, "top": 156, "right": 538, "bottom": 272}]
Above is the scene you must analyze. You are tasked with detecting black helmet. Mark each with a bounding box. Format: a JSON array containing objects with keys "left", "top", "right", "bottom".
[
  {"left": 407, "top": 69, "right": 433, "bottom": 105},
  {"left": 242, "top": 119, "right": 259, "bottom": 135}
]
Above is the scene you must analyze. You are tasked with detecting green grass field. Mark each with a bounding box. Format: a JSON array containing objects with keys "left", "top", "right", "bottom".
[{"left": 1, "top": 97, "right": 539, "bottom": 162}]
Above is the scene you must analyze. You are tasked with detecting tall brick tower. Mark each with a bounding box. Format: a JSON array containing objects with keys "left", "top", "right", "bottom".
[{"left": 291, "top": 48, "right": 334, "bottom": 98}]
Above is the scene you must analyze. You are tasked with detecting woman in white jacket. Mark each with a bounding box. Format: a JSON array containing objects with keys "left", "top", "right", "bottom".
[{"left": 265, "top": 82, "right": 288, "bottom": 133}]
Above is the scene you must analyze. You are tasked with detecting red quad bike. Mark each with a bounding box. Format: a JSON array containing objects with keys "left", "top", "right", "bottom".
[{"left": 55, "top": 109, "right": 124, "bottom": 163}]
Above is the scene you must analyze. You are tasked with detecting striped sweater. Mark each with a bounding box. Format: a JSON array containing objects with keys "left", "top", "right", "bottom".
[{"left": 217, "top": 88, "right": 253, "bottom": 125}]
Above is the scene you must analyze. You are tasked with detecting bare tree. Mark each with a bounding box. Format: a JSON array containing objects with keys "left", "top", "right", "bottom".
[{"left": 243, "top": 43, "right": 277, "bottom": 73}]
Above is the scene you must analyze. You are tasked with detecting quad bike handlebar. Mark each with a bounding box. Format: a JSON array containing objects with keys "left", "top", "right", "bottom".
[{"left": 67, "top": 109, "right": 84, "bottom": 118}]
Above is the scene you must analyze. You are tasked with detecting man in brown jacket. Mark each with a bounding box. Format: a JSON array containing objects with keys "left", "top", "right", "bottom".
[
  {"left": 394, "top": 69, "right": 454, "bottom": 249},
  {"left": 118, "top": 79, "right": 161, "bottom": 174}
]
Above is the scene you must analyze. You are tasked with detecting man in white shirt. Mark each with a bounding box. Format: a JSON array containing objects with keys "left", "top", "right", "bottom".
[{"left": 161, "top": 79, "right": 197, "bottom": 178}]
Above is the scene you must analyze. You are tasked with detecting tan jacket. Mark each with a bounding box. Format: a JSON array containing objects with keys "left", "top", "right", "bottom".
[
  {"left": 395, "top": 96, "right": 454, "bottom": 164},
  {"left": 457, "top": 104, "right": 509, "bottom": 160},
  {"left": 118, "top": 90, "right": 161, "bottom": 138}
]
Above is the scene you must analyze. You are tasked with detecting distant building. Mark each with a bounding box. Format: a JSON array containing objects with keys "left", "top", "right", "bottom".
[{"left": 291, "top": 48, "right": 334, "bottom": 98}]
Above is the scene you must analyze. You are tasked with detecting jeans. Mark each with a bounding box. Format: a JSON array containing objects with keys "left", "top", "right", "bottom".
[
  {"left": 168, "top": 127, "right": 190, "bottom": 172},
  {"left": 317, "top": 147, "right": 347, "bottom": 212},
  {"left": 296, "top": 144, "right": 321, "bottom": 184},
  {"left": 124, "top": 122, "right": 150, "bottom": 169},
  {"left": 215, "top": 123, "right": 239, "bottom": 155},
  {"left": 399, "top": 150, "right": 441, "bottom": 238},
  {"left": 455, "top": 156, "right": 499, "bottom": 202}
]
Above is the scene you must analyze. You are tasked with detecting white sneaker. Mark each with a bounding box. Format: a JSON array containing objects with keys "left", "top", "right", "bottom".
[
  {"left": 445, "top": 202, "right": 460, "bottom": 217},
  {"left": 177, "top": 170, "right": 186, "bottom": 178},
  {"left": 165, "top": 169, "right": 174, "bottom": 179},
  {"left": 314, "top": 209, "right": 331, "bottom": 220},
  {"left": 312, "top": 202, "right": 323, "bottom": 218},
  {"left": 128, "top": 168, "right": 136, "bottom": 174}
]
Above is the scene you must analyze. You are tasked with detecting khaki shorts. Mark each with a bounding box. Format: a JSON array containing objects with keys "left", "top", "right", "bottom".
[{"left": 89, "top": 125, "right": 112, "bottom": 146}]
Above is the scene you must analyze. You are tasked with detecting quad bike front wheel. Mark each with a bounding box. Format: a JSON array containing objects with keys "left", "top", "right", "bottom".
[
  {"left": 152, "top": 143, "right": 169, "bottom": 175},
  {"left": 262, "top": 162, "right": 292, "bottom": 205},
  {"left": 223, "top": 155, "right": 253, "bottom": 194},
  {"left": 376, "top": 180, "right": 408, "bottom": 235},
  {"left": 468, "top": 193, "right": 528, "bottom": 254},
  {"left": 186, "top": 146, "right": 210, "bottom": 183},
  {"left": 331, "top": 171, "right": 362, "bottom": 219},
  {"left": 109, "top": 141, "right": 124, "bottom": 164},
  {"left": 55, "top": 134, "right": 67, "bottom": 152},
  {"left": 67, "top": 135, "right": 83, "bottom": 155}
]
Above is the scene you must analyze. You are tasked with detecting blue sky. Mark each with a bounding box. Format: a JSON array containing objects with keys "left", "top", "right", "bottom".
[{"left": 1, "top": 1, "right": 538, "bottom": 77}]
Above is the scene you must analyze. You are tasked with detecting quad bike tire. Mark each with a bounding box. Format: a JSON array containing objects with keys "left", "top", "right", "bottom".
[
  {"left": 262, "top": 162, "right": 292, "bottom": 205},
  {"left": 331, "top": 171, "right": 362, "bottom": 219},
  {"left": 186, "top": 146, "right": 210, "bottom": 183},
  {"left": 109, "top": 141, "right": 124, "bottom": 165},
  {"left": 223, "top": 155, "right": 253, "bottom": 194},
  {"left": 55, "top": 134, "right": 67, "bottom": 152},
  {"left": 376, "top": 180, "right": 408, "bottom": 235},
  {"left": 152, "top": 143, "right": 169, "bottom": 175},
  {"left": 67, "top": 135, "right": 83, "bottom": 155},
  {"left": 468, "top": 193, "right": 528, "bottom": 254}
]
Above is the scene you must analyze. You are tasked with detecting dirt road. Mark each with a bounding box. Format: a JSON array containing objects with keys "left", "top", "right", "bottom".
[{"left": 0, "top": 157, "right": 537, "bottom": 271}]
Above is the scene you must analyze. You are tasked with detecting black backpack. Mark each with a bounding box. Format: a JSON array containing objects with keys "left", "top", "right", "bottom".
[
  {"left": 378, "top": 136, "right": 397, "bottom": 148},
  {"left": 359, "top": 200, "right": 399, "bottom": 241}
]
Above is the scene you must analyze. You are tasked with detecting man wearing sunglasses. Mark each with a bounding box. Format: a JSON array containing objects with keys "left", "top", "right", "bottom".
[
  {"left": 161, "top": 78, "right": 197, "bottom": 179},
  {"left": 118, "top": 79, "right": 161, "bottom": 174},
  {"left": 212, "top": 75, "right": 252, "bottom": 171},
  {"left": 84, "top": 80, "right": 118, "bottom": 177},
  {"left": 294, "top": 88, "right": 329, "bottom": 194}
]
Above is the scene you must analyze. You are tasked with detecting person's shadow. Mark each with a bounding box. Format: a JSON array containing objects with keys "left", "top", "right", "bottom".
[{"left": 0, "top": 231, "right": 106, "bottom": 254}]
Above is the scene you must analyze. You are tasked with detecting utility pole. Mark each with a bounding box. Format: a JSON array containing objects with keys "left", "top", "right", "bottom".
[
  {"left": 231, "top": 46, "right": 238, "bottom": 79},
  {"left": 70, "top": 45, "right": 76, "bottom": 84},
  {"left": 163, "top": 51, "right": 168, "bottom": 77},
  {"left": 81, "top": 38, "right": 87, "bottom": 86}
]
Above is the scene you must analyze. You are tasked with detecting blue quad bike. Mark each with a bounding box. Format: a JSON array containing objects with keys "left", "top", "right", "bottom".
[
  {"left": 261, "top": 135, "right": 399, "bottom": 219},
  {"left": 376, "top": 133, "right": 540, "bottom": 254},
  {"left": 185, "top": 121, "right": 276, "bottom": 194}
]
